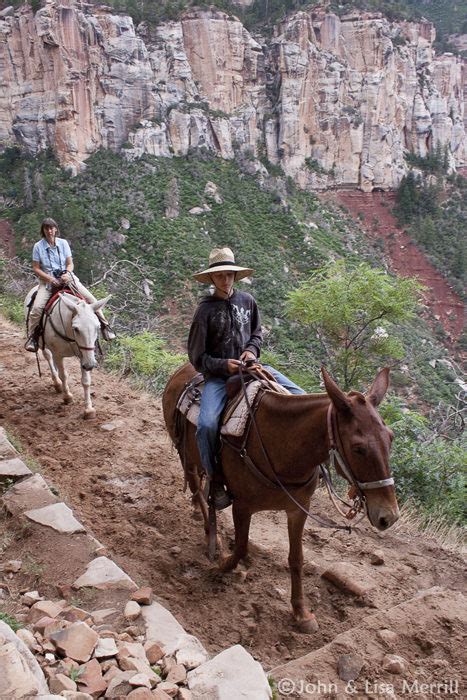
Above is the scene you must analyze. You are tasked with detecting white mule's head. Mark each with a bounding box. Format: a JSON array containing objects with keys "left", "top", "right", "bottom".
[{"left": 60, "top": 294, "right": 110, "bottom": 371}]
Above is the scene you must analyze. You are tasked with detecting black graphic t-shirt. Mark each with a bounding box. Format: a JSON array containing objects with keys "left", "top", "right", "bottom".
[{"left": 188, "top": 290, "right": 262, "bottom": 379}]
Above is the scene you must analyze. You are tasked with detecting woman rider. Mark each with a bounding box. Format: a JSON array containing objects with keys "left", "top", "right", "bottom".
[{"left": 25, "top": 218, "right": 115, "bottom": 352}]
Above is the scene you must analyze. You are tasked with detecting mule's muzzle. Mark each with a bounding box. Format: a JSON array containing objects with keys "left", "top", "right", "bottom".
[
  {"left": 369, "top": 503, "right": 400, "bottom": 531},
  {"left": 82, "top": 360, "right": 97, "bottom": 371}
]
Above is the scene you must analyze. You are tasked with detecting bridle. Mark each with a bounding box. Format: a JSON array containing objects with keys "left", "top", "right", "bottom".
[{"left": 319, "top": 403, "right": 395, "bottom": 522}]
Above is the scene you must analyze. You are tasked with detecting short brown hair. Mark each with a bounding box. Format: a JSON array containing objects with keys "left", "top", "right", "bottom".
[{"left": 40, "top": 218, "right": 59, "bottom": 238}]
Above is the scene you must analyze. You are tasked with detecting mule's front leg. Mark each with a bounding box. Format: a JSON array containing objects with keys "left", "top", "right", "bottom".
[
  {"left": 287, "top": 508, "right": 319, "bottom": 633},
  {"left": 42, "top": 348, "right": 62, "bottom": 393},
  {"left": 219, "top": 500, "right": 251, "bottom": 572},
  {"left": 54, "top": 355, "right": 73, "bottom": 404},
  {"left": 81, "top": 367, "right": 95, "bottom": 419}
]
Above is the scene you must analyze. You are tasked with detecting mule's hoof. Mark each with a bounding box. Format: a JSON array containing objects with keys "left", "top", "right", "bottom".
[
  {"left": 83, "top": 409, "right": 96, "bottom": 420},
  {"left": 295, "top": 614, "right": 319, "bottom": 634},
  {"left": 63, "top": 395, "right": 73, "bottom": 405},
  {"left": 218, "top": 555, "right": 238, "bottom": 573}
]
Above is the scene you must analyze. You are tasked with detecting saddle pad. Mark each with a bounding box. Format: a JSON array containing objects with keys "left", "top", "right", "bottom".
[
  {"left": 177, "top": 381, "right": 202, "bottom": 426},
  {"left": 221, "top": 380, "right": 264, "bottom": 437},
  {"left": 177, "top": 378, "right": 289, "bottom": 438},
  {"left": 44, "top": 289, "right": 84, "bottom": 313}
]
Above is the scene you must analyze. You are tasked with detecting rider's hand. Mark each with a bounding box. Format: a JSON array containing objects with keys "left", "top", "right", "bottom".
[
  {"left": 50, "top": 276, "right": 62, "bottom": 287},
  {"left": 226, "top": 359, "right": 241, "bottom": 375},
  {"left": 240, "top": 350, "right": 257, "bottom": 364}
]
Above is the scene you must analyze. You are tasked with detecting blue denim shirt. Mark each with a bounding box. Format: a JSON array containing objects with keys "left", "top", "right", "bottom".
[{"left": 32, "top": 237, "right": 72, "bottom": 276}]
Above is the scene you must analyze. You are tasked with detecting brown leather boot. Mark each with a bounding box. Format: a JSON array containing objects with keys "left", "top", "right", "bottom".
[
  {"left": 211, "top": 482, "right": 232, "bottom": 510},
  {"left": 100, "top": 321, "right": 116, "bottom": 341}
]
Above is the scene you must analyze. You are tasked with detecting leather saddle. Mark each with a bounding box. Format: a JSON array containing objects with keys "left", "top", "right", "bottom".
[{"left": 177, "top": 366, "right": 289, "bottom": 438}]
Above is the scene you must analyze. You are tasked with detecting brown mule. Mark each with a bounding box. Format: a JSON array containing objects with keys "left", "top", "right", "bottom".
[{"left": 162, "top": 363, "right": 400, "bottom": 632}]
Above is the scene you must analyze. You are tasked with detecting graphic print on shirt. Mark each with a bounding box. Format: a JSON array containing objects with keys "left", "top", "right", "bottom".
[
  {"left": 232, "top": 304, "right": 251, "bottom": 328},
  {"left": 212, "top": 307, "right": 233, "bottom": 346}
]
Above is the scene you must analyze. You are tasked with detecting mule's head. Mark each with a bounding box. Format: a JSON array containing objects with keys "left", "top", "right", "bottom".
[
  {"left": 61, "top": 294, "right": 110, "bottom": 371},
  {"left": 322, "top": 367, "right": 399, "bottom": 531}
]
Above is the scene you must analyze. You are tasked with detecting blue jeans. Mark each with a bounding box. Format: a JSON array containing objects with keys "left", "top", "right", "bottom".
[{"left": 196, "top": 365, "right": 304, "bottom": 477}]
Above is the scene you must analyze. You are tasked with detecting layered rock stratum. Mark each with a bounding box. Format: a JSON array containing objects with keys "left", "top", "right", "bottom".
[{"left": 0, "top": 1, "right": 465, "bottom": 190}]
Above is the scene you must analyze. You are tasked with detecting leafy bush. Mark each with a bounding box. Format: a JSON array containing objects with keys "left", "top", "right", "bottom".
[
  {"left": 105, "top": 331, "right": 186, "bottom": 393},
  {"left": 304, "top": 157, "right": 326, "bottom": 175},
  {"left": 0, "top": 611, "right": 23, "bottom": 632},
  {"left": 381, "top": 398, "right": 466, "bottom": 524},
  {"left": 0, "top": 294, "right": 24, "bottom": 324},
  {"left": 286, "top": 260, "right": 422, "bottom": 389}
]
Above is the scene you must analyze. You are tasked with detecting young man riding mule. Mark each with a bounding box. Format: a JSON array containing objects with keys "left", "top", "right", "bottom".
[
  {"left": 25, "top": 218, "right": 115, "bottom": 352},
  {"left": 188, "top": 247, "right": 305, "bottom": 509}
]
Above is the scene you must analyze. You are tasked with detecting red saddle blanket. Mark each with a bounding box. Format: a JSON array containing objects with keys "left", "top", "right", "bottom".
[{"left": 44, "top": 288, "right": 84, "bottom": 313}]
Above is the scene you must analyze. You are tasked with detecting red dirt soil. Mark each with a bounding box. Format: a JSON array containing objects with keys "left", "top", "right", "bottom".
[
  {"left": 0, "top": 219, "right": 15, "bottom": 257},
  {"left": 324, "top": 191, "right": 464, "bottom": 345}
]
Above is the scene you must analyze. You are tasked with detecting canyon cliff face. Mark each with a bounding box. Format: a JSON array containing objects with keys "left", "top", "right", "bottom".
[{"left": 0, "top": 1, "right": 464, "bottom": 190}]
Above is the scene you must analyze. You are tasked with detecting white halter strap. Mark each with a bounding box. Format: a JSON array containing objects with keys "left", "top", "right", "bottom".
[{"left": 327, "top": 404, "right": 395, "bottom": 493}]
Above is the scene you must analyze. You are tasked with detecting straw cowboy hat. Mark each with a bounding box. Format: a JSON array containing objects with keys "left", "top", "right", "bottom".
[{"left": 193, "top": 247, "right": 254, "bottom": 284}]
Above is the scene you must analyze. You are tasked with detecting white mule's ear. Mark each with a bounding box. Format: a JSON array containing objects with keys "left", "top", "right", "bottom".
[
  {"left": 60, "top": 293, "right": 79, "bottom": 314},
  {"left": 90, "top": 295, "right": 112, "bottom": 313}
]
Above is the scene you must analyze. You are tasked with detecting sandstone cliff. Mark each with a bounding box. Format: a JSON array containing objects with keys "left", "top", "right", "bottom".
[{"left": 0, "top": 1, "right": 464, "bottom": 190}]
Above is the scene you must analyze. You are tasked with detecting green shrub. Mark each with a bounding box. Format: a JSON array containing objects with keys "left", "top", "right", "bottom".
[
  {"left": 105, "top": 331, "right": 186, "bottom": 393},
  {"left": 381, "top": 398, "right": 466, "bottom": 524},
  {"left": 0, "top": 611, "right": 23, "bottom": 632},
  {"left": 304, "top": 157, "right": 326, "bottom": 174},
  {"left": 287, "top": 260, "right": 422, "bottom": 390},
  {"left": 0, "top": 294, "right": 24, "bottom": 324}
]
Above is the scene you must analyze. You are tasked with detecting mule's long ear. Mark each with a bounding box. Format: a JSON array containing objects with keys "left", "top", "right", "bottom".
[
  {"left": 90, "top": 295, "right": 112, "bottom": 313},
  {"left": 366, "top": 367, "right": 390, "bottom": 407},
  {"left": 321, "top": 366, "right": 352, "bottom": 414},
  {"left": 60, "top": 293, "right": 79, "bottom": 314}
]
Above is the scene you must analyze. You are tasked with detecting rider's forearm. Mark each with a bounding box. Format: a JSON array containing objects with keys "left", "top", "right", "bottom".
[{"left": 34, "top": 268, "right": 55, "bottom": 285}]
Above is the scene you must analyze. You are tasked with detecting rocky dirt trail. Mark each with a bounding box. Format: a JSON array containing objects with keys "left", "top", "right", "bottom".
[{"left": 0, "top": 316, "right": 466, "bottom": 694}]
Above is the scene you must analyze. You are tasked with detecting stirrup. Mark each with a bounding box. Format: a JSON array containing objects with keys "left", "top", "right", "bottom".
[{"left": 25, "top": 328, "right": 40, "bottom": 353}]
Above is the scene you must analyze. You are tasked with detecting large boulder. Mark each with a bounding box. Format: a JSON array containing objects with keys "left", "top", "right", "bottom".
[{"left": 0, "top": 620, "right": 49, "bottom": 697}]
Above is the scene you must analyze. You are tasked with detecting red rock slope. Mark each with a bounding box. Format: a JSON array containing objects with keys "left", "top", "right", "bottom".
[{"left": 327, "top": 191, "right": 464, "bottom": 345}]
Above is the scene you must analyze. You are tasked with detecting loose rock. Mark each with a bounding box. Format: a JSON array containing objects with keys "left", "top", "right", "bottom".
[
  {"left": 49, "top": 622, "right": 99, "bottom": 663},
  {"left": 370, "top": 549, "right": 385, "bottom": 565},
  {"left": 383, "top": 654, "right": 407, "bottom": 674},
  {"left": 124, "top": 600, "right": 141, "bottom": 621},
  {"left": 337, "top": 653, "right": 364, "bottom": 681}
]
